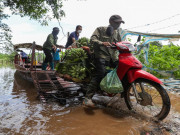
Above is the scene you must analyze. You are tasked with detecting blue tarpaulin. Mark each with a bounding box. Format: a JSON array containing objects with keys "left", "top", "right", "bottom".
[{"left": 118, "top": 29, "right": 180, "bottom": 91}]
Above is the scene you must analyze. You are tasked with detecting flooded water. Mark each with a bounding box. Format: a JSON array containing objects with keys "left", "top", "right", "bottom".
[{"left": 0, "top": 66, "right": 179, "bottom": 135}]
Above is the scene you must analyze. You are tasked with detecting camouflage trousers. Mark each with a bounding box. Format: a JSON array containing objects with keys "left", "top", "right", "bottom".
[{"left": 86, "top": 58, "right": 118, "bottom": 98}]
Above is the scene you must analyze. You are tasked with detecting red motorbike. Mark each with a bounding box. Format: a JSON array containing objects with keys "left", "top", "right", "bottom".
[{"left": 102, "top": 39, "right": 171, "bottom": 120}]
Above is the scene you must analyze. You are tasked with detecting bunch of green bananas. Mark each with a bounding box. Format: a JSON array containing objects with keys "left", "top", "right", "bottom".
[
  {"left": 69, "top": 64, "right": 86, "bottom": 80},
  {"left": 77, "top": 37, "right": 90, "bottom": 47},
  {"left": 65, "top": 48, "right": 88, "bottom": 62},
  {"left": 61, "top": 64, "right": 68, "bottom": 74},
  {"left": 57, "top": 48, "right": 90, "bottom": 80},
  {"left": 77, "top": 37, "right": 94, "bottom": 51},
  {"left": 56, "top": 63, "right": 69, "bottom": 74}
]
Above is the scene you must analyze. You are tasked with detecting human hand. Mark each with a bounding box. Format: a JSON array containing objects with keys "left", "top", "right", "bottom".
[
  {"left": 52, "top": 45, "right": 56, "bottom": 50},
  {"left": 102, "top": 42, "right": 111, "bottom": 46}
]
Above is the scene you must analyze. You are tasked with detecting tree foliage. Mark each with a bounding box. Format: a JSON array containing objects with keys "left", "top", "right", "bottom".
[
  {"left": 2, "top": 0, "right": 65, "bottom": 25},
  {"left": 0, "top": 52, "right": 15, "bottom": 61},
  {"left": 0, "top": 2, "right": 13, "bottom": 53},
  {"left": 0, "top": 0, "right": 65, "bottom": 53},
  {"left": 137, "top": 42, "right": 180, "bottom": 79}
]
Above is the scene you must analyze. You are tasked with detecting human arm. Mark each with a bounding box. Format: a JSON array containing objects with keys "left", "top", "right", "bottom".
[
  {"left": 47, "top": 34, "right": 54, "bottom": 47},
  {"left": 72, "top": 37, "right": 76, "bottom": 43},
  {"left": 46, "top": 34, "right": 57, "bottom": 50},
  {"left": 20, "top": 52, "right": 23, "bottom": 57},
  {"left": 70, "top": 32, "right": 78, "bottom": 48},
  {"left": 90, "top": 27, "right": 111, "bottom": 46},
  {"left": 117, "top": 30, "right": 122, "bottom": 42},
  {"left": 52, "top": 45, "right": 57, "bottom": 50},
  {"left": 69, "top": 32, "right": 77, "bottom": 43},
  {"left": 57, "top": 48, "right": 61, "bottom": 52}
]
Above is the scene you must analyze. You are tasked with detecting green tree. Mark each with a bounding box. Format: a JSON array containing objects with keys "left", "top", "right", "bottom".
[
  {"left": 137, "top": 42, "right": 180, "bottom": 79},
  {"left": 0, "top": 0, "right": 65, "bottom": 53},
  {"left": 0, "top": 2, "right": 13, "bottom": 53}
]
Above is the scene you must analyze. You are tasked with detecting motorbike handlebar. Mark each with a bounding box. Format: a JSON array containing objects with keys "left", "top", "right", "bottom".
[
  {"left": 106, "top": 44, "right": 117, "bottom": 49},
  {"left": 108, "top": 41, "right": 139, "bottom": 53},
  {"left": 110, "top": 44, "right": 117, "bottom": 49}
]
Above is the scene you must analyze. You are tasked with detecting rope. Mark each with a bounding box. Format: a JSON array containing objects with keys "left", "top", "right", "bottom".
[
  {"left": 57, "top": 19, "right": 66, "bottom": 36},
  {"left": 59, "top": 33, "right": 67, "bottom": 42},
  {"left": 49, "top": 1, "right": 66, "bottom": 36}
]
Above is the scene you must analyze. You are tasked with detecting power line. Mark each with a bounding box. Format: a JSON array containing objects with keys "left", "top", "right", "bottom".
[
  {"left": 127, "top": 14, "right": 180, "bottom": 29},
  {"left": 147, "top": 23, "right": 180, "bottom": 32}
]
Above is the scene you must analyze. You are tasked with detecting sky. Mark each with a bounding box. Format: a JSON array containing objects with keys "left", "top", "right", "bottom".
[{"left": 3, "top": 0, "right": 180, "bottom": 46}]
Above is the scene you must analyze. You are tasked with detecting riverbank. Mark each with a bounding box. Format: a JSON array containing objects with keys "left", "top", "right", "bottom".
[{"left": 0, "top": 53, "right": 15, "bottom": 62}]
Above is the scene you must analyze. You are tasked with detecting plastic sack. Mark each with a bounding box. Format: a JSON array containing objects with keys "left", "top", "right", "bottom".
[{"left": 100, "top": 68, "right": 123, "bottom": 94}]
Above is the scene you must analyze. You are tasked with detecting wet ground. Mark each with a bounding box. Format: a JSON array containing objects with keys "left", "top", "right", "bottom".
[{"left": 0, "top": 66, "right": 179, "bottom": 135}]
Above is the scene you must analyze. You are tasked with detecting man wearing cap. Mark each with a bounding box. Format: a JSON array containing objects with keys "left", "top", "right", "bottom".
[
  {"left": 42, "top": 27, "right": 59, "bottom": 70},
  {"left": 83, "top": 15, "right": 125, "bottom": 106}
]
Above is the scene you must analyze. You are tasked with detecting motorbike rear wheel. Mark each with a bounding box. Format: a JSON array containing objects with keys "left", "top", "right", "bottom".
[{"left": 124, "top": 79, "right": 170, "bottom": 120}]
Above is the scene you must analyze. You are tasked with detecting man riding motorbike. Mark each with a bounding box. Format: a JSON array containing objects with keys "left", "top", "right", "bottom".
[{"left": 83, "top": 15, "right": 125, "bottom": 107}]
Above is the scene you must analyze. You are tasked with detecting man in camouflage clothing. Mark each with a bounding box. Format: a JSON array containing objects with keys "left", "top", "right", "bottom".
[
  {"left": 42, "top": 27, "right": 59, "bottom": 70},
  {"left": 84, "top": 15, "right": 125, "bottom": 106}
]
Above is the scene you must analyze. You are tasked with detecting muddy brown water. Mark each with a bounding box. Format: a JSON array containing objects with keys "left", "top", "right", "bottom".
[{"left": 0, "top": 66, "right": 179, "bottom": 135}]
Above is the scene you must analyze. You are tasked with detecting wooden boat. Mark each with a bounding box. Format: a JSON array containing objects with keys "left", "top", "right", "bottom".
[
  {"left": 13, "top": 42, "right": 64, "bottom": 81},
  {"left": 13, "top": 42, "right": 83, "bottom": 104},
  {"left": 14, "top": 42, "right": 42, "bottom": 81}
]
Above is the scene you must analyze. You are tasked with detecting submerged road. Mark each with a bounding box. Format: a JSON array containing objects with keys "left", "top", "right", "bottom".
[{"left": 0, "top": 66, "right": 179, "bottom": 135}]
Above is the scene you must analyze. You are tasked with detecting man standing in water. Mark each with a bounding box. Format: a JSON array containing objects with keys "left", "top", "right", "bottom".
[
  {"left": 83, "top": 15, "right": 125, "bottom": 106},
  {"left": 42, "top": 27, "right": 59, "bottom": 70}
]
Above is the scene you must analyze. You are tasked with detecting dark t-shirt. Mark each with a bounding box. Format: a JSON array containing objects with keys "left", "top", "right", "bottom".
[{"left": 65, "top": 31, "right": 79, "bottom": 48}]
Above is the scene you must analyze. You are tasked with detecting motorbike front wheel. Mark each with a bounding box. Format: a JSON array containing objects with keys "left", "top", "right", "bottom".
[{"left": 124, "top": 79, "right": 171, "bottom": 120}]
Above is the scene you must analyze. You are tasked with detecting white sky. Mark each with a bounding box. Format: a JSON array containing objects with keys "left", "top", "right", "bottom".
[{"left": 3, "top": 0, "right": 180, "bottom": 46}]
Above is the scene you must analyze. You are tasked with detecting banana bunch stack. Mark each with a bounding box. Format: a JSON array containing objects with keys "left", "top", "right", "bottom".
[
  {"left": 56, "top": 62, "right": 68, "bottom": 74},
  {"left": 77, "top": 37, "right": 90, "bottom": 47},
  {"left": 69, "top": 64, "right": 86, "bottom": 80},
  {"left": 61, "top": 64, "right": 68, "bottom": 74},
  {"left": 76, "top": 37, "right": 93, "bottom": 51},
  {"left": 65, "top": 48, "right": 87, "bottom": 62},
  {"left": 56, "top": 48, "right": 89, "bottom": 81}
]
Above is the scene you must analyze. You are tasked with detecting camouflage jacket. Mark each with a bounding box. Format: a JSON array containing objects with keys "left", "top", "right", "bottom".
[
  {"left": 90, "top": 26, "right": 121, "bottom": 62},
  {"left": 43, "top": 34, "right": 58, "bottom": 50}
]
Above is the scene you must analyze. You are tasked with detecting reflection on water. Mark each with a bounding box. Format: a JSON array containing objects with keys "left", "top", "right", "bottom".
[
  {"left": 0, "top": 66, "right": 179, "bottom": 135},
  {"left": 0, "top": 66, "right": 142, "bottom": 135},
  {"left": 0, "top": 67, "right": 72, "bottom": 134}
]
